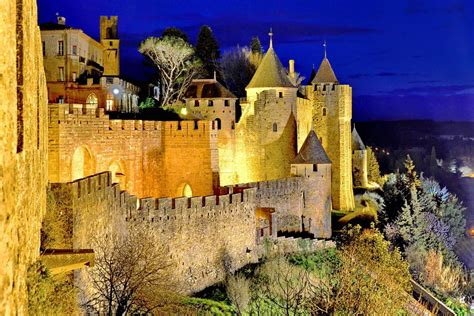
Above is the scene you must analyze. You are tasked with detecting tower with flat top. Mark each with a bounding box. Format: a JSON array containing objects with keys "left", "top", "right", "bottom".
[{"left": 100, "top": 16, "right": 120, "bottom": 76}]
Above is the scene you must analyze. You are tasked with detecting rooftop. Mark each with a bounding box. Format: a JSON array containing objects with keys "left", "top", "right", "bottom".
[
  {"left": 185, "top": 78, "right": 236, "bottom": 99},
  {"left": 312, "top": 57, "right": 338, "bottom": 84},
  {"left": 246, "top": 46, "right": 295, "bottom": 89},
  {"left": 352, "top": 126, "right": 366, "bottom": 150},
  {"left": 293, "top": 130, "right": 331, "bottom": 164}
]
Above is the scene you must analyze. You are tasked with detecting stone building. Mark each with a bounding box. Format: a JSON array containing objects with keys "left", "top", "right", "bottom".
[
  {"left": 352, "top": 126, "right": 369, "bottom": 188},
  {"left": 40, "top": 15, "right": 139, "bottom": 112},
  {"left": 0, "top": 0, "right": 48, "bottom": 312}
]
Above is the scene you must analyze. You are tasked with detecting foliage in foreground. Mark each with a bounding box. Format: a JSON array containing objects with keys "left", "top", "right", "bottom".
[
  {"left": 218, "top": 227, "right": 411, "bottom": 315},
  {"left": 27, "top": 261, "right": 78, "bottom": 314}
]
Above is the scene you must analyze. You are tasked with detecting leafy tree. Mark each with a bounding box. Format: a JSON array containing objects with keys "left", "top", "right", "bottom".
[
  {"left": 195, "top": 25, "right": 221, "bottom": 78},
  {"left": 138, "top": 97, "right": 157, "bottom": 110},
  {"left": 161, "top": 27, "right": 189, "bottom": 42},
  {"left": 84, "top": 224, "right": 172, "bottom": 314},
  {"left": 139, "top": 36, "right": 203, "bottom": 106}
]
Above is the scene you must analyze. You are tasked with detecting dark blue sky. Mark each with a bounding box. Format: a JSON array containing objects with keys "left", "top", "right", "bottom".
[{"left": 37, "top": 0, "right": 474, "bottom": 121}]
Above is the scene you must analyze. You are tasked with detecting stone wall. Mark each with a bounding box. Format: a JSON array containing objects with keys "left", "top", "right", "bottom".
[
  {"left": 51, "top": 172, "right": 258, "bottom": 295},
  {"left": 48, "top": 103, "right": 218, "bottom": 199},
  {"left": 0, "top": 0, "right": 48, "bottom": 313}
]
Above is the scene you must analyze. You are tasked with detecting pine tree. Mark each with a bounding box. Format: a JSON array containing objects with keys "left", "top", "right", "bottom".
[
  {"left": 403, "top": 155, "right": 421, "bottom": 189},
  {"left": 195, "top": 25, "right": 221, "bottom": 78},
  {"left": 396, "top": 199, "right": 413, "bottom": 245},
  {"left": 161, "top": 27, "right": 189, "bottom": 42},
  {"left": 367, "top": 147, "right": 382, "bottom": 185},
  {"left": 250, "top": 36, "right": 263, "bottom": 54}
]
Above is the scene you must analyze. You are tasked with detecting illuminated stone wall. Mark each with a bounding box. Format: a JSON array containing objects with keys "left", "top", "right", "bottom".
[
  {"left": 48, "top": 103, "right": 218, "bottom": 199},
  {"left": 352, "top": 149, "right": 369, "bottom": 188},
  {"left": 51, "top": 172, "right": 258, "bottom": 296},
  {"left": 0, "top": 0, "right": 48, "bottom": 312},
  {"left": 306, "top": 84, "right": 355, "bottom": 210}
]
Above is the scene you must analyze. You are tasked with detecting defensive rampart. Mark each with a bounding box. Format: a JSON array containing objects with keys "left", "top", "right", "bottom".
[
  {"left": 48, "top": 103, "right": 219, "bottom": 199},
  {"left": 51, "top": 172, "right": 258, "bottom": 294}
]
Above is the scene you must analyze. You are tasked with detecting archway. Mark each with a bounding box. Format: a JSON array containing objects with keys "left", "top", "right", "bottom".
[
  {"left": 71, "top": 146, "right": 95, "bottom": 181},
  {"left": 108, "top": 160, "right": 126, "bottom": 189},
  {"left": 176, "top": 183, "right": 193, "bottom": 197},
  {"left": 86, "top": 93, "right": 98, "bottom": 107}
]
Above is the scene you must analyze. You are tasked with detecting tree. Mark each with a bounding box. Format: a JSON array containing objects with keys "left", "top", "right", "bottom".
[
  {"left": 250, "top": 36, "right": 263, "bottom": 54},
  {"left": 226, "top": 273, "right": 251, "bottom": 315},
  {"left": 195, "top": 25, "right": 221, "bottom": 78},
  {"left": 84, "top": 224, "right": 172, "bottom": 315},
  {"left": 139, "top": 36, "right": 202, "bottom": 106},
  {"left": 367, "top": 146, "right": 382, "bottom": 185},
  {"left": 221, "top": 46, "right": 255, "bottom": 97},
  {"left": 161, "top": 27, "right": 189, "bottom": 42},
  {"left": 333, "top": 227, "right": 411, "bottom": 315}
]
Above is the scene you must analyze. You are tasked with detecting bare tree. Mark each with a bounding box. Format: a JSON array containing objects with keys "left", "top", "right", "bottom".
[
  {"left": 139, "top": 36, "right": 202, "bottom": 106},
  {"left": 226, "top": 273, "right": 251, "bottom": 315},
  {"left": 254, "top": 256, "right": 310, "bottom": 315},
  {"left": 84, "top": 224, "right": 172, "bottom": 315}
]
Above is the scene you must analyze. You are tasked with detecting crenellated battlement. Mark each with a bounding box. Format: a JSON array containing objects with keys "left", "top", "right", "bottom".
[
  {"left": 231, "top": 176, "right": 303, "bottom": 198},
  {"left": 48, "top": 103, "right": 217, "bottom": 136},
  {"left": 68, "top": 172, "right": 256, "bottom": 224}
]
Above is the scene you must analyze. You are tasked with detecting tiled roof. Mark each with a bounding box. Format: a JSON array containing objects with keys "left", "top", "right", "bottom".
[
  {"left": 185, "top": 79, "right": 236, "bottom": 99},
  {"left": 293, "top": 130, "right": 331, "bottom": 164},
  {"left": 246, "top": 47, "right": 295, "bottom": 89},
  {"left": 352, "top": 126, "right": 366, "bottom": 150},
  {"left": 312, "top": 57, "right": 338, "bottom": 84}
]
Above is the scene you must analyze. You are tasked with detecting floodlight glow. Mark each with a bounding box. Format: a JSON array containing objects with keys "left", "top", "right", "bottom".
[
  {"left": 113, "top": 88, "right": 120, "bottom": 95},
  {"left": 180, "top": 108, "right": 188, "bottom": 115}
]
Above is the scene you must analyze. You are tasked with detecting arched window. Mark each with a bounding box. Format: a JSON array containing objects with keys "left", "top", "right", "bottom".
[
  {"left": 208, "top": 100, "right": 214, "bottom": 107},
  {"left": 322, "top": 107, "right": 327, "bottom": 116},
  {"left": 194, "top": 100, "right": 199, "bottom": 107},
  {"left": 231, "top": 121, "right": 235, "bottom": 130},
  {"left": 273, "top": 123, "right": 278, "bottom": 132},
  {"left": 86, "top": 93, "right": 98, "bottom": 107},
  {"left": 215, "top": 118, "right": 222, "bottom": 130}
]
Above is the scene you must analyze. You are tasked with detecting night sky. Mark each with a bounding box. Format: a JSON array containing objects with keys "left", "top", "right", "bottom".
[{"left": 37, "top": 0, "right": 474, "bottom": 121}]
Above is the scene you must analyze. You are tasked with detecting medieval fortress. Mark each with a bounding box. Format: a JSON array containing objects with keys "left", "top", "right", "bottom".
[{"left": 0, "top": 2, "right": 372, "bottom": 312}]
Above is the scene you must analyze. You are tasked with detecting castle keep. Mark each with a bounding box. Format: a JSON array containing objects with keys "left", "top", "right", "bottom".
[{"left": 0, "top": 3, "right": 372, "bottom": 310}]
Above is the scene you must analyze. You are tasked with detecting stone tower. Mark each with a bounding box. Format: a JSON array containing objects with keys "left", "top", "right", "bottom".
[
  {"left": 305, "top": 54, "right": 355, "bottom": 210},
  {"left": 352, "top": 126, "right": 369, "bottom": 188},
  {"left": 100, "top": 16, "right": 120, "bottom": 76},
  {"left": 236, "top": 33, "right": 298, "bottom": 183},
  {"left": 291, "top": 130, "right": 332, "bottom": 238}
]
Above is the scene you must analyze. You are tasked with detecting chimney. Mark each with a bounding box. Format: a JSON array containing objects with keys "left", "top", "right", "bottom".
[
  {"left": 57, "top": 15, "right": 66, "bottom": 25},
  {"left": 289, "top": 59, "right": 295, "bottom": 79}
]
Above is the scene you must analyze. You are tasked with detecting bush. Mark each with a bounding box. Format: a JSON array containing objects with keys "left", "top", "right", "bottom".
[{"left": 27, "top": 261, "right": 78, "bottom": 314}]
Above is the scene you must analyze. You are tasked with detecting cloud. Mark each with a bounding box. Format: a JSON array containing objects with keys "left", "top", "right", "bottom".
[
  {"left": 404, "top": 0, "right": 466, "bottom": 16},
  {"left": 353, "top": 93, "right": 474, "bottom": 121},
  {"left": 348, "top": 72, "right": 420, "bottom": 79},
  {"left": 387, "top": 84, "right": 474, "bottom": 96}
]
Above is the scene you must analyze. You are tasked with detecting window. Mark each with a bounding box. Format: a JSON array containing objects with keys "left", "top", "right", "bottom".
[
  {"left": 279, "top": 92, "right": 283, "bottom": 98},
  {"left": 322, "top": 108, "right": 327, "bottom": 116},
  {"left": 208, "top": 100, "right": 214, "bottom": 107},
  {"left": 58, "top": 40, "right": 64, "bottom": 56},
  {"left": 42, "top": 41, "right": 45, "bottom": 56},
  {"left": 194, "top": 100, "right": 199, "bottom": 107},
  {"left": 72, "top": 72, "right": 77, "bottom": 82},
  {"left": 72, "top": 45, "right": 77, "bottom": 55},
  {"left": 58, "top": 67, "right": 64, "bottom": 81},
  {"left": 214, "top": 118, "right": 221, "bottom": 130},
  {"left": 86, "top": 93, "right": 98, "bottom": 107},
  {"left": 224, "top": 100, "right": 230, "bottom": 107},
  {"left": 273, "top": 123, "right": 278, "bottom": 132},
  {"left": 231, "top": 121, "right": 235, "bottom": 129},
  {"left": 109, "top": 41, "right": 113, "bottom": 46},
  {"left": 106, "top": 93, "right": 113, "bottom": 111}
]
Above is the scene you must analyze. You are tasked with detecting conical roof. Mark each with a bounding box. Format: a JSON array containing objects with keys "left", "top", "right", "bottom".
[
  {"left": 312, "top": 58, "right": 338, "bottom": 84},
  {"left": 352, "top": 126, "right": 366, "bottom": 150},
  {"left": 307, "top": 66, "right": 316, "bottom": 85},
  {"left": 293, "top": 130, "right": 331, "bottom": 164},
  {"left": 246, "top": 47, "right": 295, "bottom": 89}
]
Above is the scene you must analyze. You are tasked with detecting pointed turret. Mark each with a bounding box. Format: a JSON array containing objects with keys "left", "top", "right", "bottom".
[
  {"left": 352, "top": 126, "right": 366, "bottom": 151},
  {"left": 312, "top": 57, "right": 338, "bottom": 84},
  {"left": 246, "top": 31, "right": 295, "bottom": 89},
  {"left": 307, "top": 65, "right": 316, "bottom": 85},
  {"left": 293, "top": 130, "right": 331, "bottom": 164}
]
